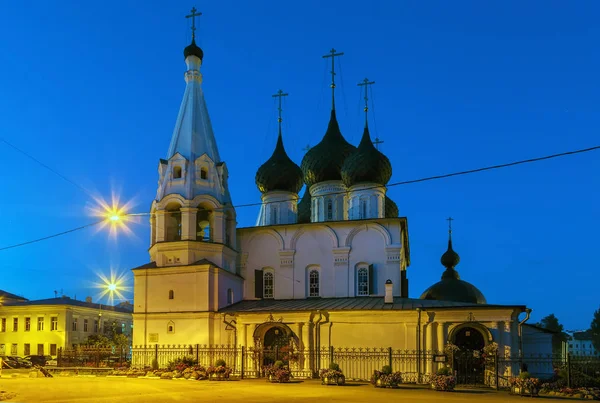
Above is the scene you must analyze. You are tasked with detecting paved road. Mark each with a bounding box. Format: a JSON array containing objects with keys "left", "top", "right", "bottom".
[{"left": 0, "top": 377, "right": 561, "bottom": 403}]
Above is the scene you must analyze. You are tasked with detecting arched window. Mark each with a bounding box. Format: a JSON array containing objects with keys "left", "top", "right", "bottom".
[
  {"left": 309, "top": 270, "right": 320, "bottom": 297},
  {"left": 167, "top": 321, "right": 175, "bottom": 334},
  {"left": 263, "top": 271, "right": 274, "bottom": 299},
  {"left": 326, "top": 200, "right": 333, "bottom": 221},
  {"left": 357, "top": 268, "right": 369, "bottom": 296},
  {"left": 271, "top": 206, "right": 278, "bottom": 225},
  {"left": 168, "top": 290, "right": 174, "bottom": 300},
  {"left": 173, "top": 166, "right": 182, "bottom": 179},
  {"left": 227, "top": 288, "right": 233, "bottom": 305},
  {"left": 200, "top": 168, "right": 208, "bottom": 180},
  {"left": 360, "top": 199, "right": 367, "bottom": 219}
]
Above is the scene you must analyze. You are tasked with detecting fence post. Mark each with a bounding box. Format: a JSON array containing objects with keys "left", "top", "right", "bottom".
[
  {"left": 494, "top": 352, "right": 499, "bottom": 390},
  {"left": 388, "top": 347, "right": 392, "bottom": 370},
  {"left": 329, "top": 346, "right": 334, "bottom": 365},
  {"left": 566, "top": 353, "right": 571, "bottom": 388},
  {"left": 241, "top": 346, "right": 245, "bottom": 380},
  {"left": 154, "top": 344, "right": 159, "bottom": 367},
  {"left": 196, "top": 344, "right": 199, "bottom": 364},
  {"left": 57, "top": 347, "right": 62, "bottom": 367}
]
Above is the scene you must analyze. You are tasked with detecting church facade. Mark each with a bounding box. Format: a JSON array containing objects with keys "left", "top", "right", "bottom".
[{"left": 131, "top": 28, "right": 550, "bottom": 379}]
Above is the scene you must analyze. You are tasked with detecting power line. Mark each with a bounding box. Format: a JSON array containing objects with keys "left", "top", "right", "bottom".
[
  {"left": 0, "top": 220, "right": 104, "bottom": 252},
  {"left": 1, "top": 138, "right": 94, "bottom": 198},
  {"left": 1, "top": 144, "right": 598, "bottom": 252}
]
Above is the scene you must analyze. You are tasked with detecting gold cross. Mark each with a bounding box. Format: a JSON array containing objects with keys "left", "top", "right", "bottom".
[{"left": 185, "top": 7, "right": 202, "bottom": 41}]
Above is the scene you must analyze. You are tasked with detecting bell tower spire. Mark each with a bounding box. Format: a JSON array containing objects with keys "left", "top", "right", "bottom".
[{"left": 150, "top": 8, "right": 237, "bottom": 270}]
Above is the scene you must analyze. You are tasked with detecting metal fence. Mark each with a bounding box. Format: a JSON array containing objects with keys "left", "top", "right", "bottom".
[{"left": 57, "top": 346, "right": 127, "bottom": 368}]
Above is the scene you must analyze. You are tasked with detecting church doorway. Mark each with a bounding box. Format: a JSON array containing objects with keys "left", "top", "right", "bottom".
[
  {"left": 262, "top": 325, "right": 291, "bottom": 366},
  {"left": 452, "top": 326, "right": 486, "bottom": 385}
]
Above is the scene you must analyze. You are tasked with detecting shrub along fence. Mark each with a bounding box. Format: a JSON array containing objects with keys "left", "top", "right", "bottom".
[{"left": 57, "top": 346, "right": 127, "bottom": 368}]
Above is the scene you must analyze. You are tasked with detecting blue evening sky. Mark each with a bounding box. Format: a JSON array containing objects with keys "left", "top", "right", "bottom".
[{"left": 1, "top": 1, "right": 598, "bottom": 330}]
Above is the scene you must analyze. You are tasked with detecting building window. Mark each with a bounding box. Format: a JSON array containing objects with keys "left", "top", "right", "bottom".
[
  {"left": 326, "top": 200, "right": 333, "bottom": 221},
  {"left": 173, "top": 165, "right": 182, "bottom": 179},
  {"left": 50, "top": 344, "right": 57, "bottom": 356},
  {"left": 13, "top": 318, "right": 18, "bottom": 332},
  {"left": 227, "top": 288, "right": 233, "bottom": 305},
  {"left": 200, "top": 168, "right": 208, "bottom": 179},
  {"left": 264, "top": 271, "right": 274, "bottom": 299},
  {"left": 50, "top": 317, "right": 57, "bottom": 331},
  {"left": 1, "top": 318, "right": 5, "bottom": 332},
  {"left": 167, "top": 321, "right": 175, "bottom": 334},
  {"left": 83, "top": 319, "right": 88, "bottom": 332},
  {"left": 360, "top": 199, "right": 367, "bottom": 219},
  {"left": 25, "top": 317, "right": 30, "bottom": 332},
  {"left": 168, "top": 290, "right": 174, "bottom": 299},
  {"left": 94, "top": 320, "right": 99, "bottom": 333},
  {"left": 37, "top": 317, "right": 44, "bottom": 331},
  {"left": 357, "top": 267, "right": 369, "bottom": 296},
  {"left": 11, "top": 344, "right": 17, "bottom": 355},
  {"left": 24, "top": 344, "right": 30, "bottom": 355},
  {"left": 37, "top": 344, "right": 44, "bottom": 355},
  {"left": 309, "top": 269, "right": 320, "bottom": 297},
  {"left": 72, "top": 318, "right": 78, "bottom": 331}
]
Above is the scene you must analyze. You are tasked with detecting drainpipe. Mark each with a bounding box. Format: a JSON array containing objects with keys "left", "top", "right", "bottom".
[
  {"left": 222, "top": 313, "right": 237, "bottom": 348},
  {"left": 518, "top": 308, "right": 532, "bottom": 373}
]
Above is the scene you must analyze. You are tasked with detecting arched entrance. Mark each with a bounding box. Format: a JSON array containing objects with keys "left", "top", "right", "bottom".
[
  {"left": 253, "top": 322, "right": 298, "bottom": 367},
  {"left": 452, "top": 326, "right": 487, "bottom": 385}
]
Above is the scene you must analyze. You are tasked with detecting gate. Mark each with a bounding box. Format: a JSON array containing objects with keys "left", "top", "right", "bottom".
[{"left": 454, "top": 350, "right": 486, "bottom": 385}]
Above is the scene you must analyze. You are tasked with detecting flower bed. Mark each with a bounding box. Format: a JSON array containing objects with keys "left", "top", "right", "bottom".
[
  {"left": 263, "top": 361, "right": 291, "bottom": 383},
  {"left": 371, "top": 366, "right": 402, "bottom": 388},
  {"left": 207, "top": 359, "right": 233, "bottom": 380},
  {"left": 540, "top": 386, "right": 600, "bottom": 400},
  {"left": 320, "top": 363, "right": 345, "bottom": 386},
  {"left": 430, "top": 367, "right": 456, "bottom": 391},
  {"left": 509, "top": 372, "right": 541, "bottom": 397}
]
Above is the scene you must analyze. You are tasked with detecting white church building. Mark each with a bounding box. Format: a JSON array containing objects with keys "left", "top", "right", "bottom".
[{"left": 131, "top": 17, "right": 551, "bottom": 380}]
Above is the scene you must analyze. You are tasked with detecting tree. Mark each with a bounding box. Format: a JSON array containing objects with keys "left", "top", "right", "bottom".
[
  {"left": 591, "top": 307, "right": 600, "bottom": 352},
  {"left": 537, "top": 314, "right": 568, "bottom": 354}
]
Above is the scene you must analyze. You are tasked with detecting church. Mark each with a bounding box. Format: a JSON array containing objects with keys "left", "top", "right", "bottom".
[{"left": 131, "top": 12, "right": 551, "bottom": 380}]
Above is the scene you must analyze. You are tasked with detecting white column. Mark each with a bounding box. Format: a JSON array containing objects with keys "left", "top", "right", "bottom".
[
  {"left": 437, "top": 322, "right": 445, "bottom": 352},
  {"left": 302, "top": 322, "right": 312, "bottom": 374},
  {"left": 212, "top": 211, "right": 224, "bottom": 243},
  {"left": 180, "top": 207, "right": 196, "bottom": 240},
  {"left": 155, "top": 210, "right": 166, "bottom": 242},
  {"left": 426, "top": 323, "right": 434, "bottom": 375}
]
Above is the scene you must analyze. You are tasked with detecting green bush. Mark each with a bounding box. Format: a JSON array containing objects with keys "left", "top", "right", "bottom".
[
  {"left": 215, "top": 359, "right": 226, "bottom": 367},
  {"left": 274, "top": 360, "right": 284, "bottom": 369},
  {"left": 437, "top": 367, "right": 452, "bottom": 376},
  {"left": 381, "top": 365, "right": 392, "bottom": 375},
  {"left": 151, "top": 359, "right": 159, "bottom": 371},
  {"left": 519, "top": 371, "right": 531, "bottom": 379},
  {"left": 329, "top": 362, "right": 340, "bottom": 371},
  {"left": 167, "top": 356, "right": 198, "bottom": 371}
]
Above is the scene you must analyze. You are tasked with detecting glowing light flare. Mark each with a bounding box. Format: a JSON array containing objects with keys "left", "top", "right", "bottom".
[
  {"left": 87, "top": 190, "right": 139, "bottom": 240},
  {"left": 92, "top": 269, "right": 131, "bottom": 305}
]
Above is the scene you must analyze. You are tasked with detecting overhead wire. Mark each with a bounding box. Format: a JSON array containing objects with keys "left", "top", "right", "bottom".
[{"left": 1, "top": 144, "right": 598, "bottom": 252}]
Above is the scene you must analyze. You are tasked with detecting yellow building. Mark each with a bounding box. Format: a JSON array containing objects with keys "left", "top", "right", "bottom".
[{"left": 0, "top": 295, "right": 132, "bottom": 357}]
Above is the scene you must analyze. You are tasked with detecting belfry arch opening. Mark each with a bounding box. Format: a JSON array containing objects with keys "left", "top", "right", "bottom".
[
  {"left": 165, "top": 203, "right": 182, "bottom": 242},
  {"left": 196, "top": 204, "right": 212, "bottom": 242}
]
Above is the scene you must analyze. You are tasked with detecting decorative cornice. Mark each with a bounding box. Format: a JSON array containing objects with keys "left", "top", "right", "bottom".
[
  {"left": 185, "top": 70, "right": 203, "bottom": 83},
  {"left": 278, "top": 250, "right": 295, "bottom": 268},
  {"left": 332, "top": 246, "right": 351, "bottom": 266},
  {"left": 385, "top": 246, "right": 402, "bottom": 264}
]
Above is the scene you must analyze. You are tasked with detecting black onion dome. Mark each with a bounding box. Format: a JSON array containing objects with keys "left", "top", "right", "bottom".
[
  {"left": 341, "top": 125, "right": 392, "bottom": 187},
  {"left": 384, "top": 196, "right": 398, "bottom": 218},
  {"left": 300, "top": 110, "right": 356, "bottom": 187},
  {"left": 184, "top": 39, "right": 204, "bottom": 60},
  {"left": 297, "top": 189, "right": 311, "bottom": 223},
  {"left": 419, "top": 237, "right": 487, "bottom": 304},
  {"left": 255, "top": 131, "right": 303, "bottom": 194}
]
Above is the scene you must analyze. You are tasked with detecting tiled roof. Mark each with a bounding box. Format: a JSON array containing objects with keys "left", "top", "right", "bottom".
[
  {"left": 219, "top": 297, "right": 525, "bottom": 313},
  {"left": 3, "top": 297, "right": 132, "bottom": 313},
  {"left": 0, "top": 290, "right": 28, "bottom": 301}
]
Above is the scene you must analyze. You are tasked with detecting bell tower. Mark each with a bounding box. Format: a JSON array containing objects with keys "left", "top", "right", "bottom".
[{"left": 148, "top": 8, "right": 237, "bottom": 272}]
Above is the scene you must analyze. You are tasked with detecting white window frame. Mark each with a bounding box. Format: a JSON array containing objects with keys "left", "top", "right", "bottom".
[
  {"left": 263, "top": 270, "right": 274, "bottom": 299},
  {"left": 326, "top": 200, "right": 333, "bottom": 221},
  {"left": 357, "top": 266, "right": 369, "bottom": 296}
]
